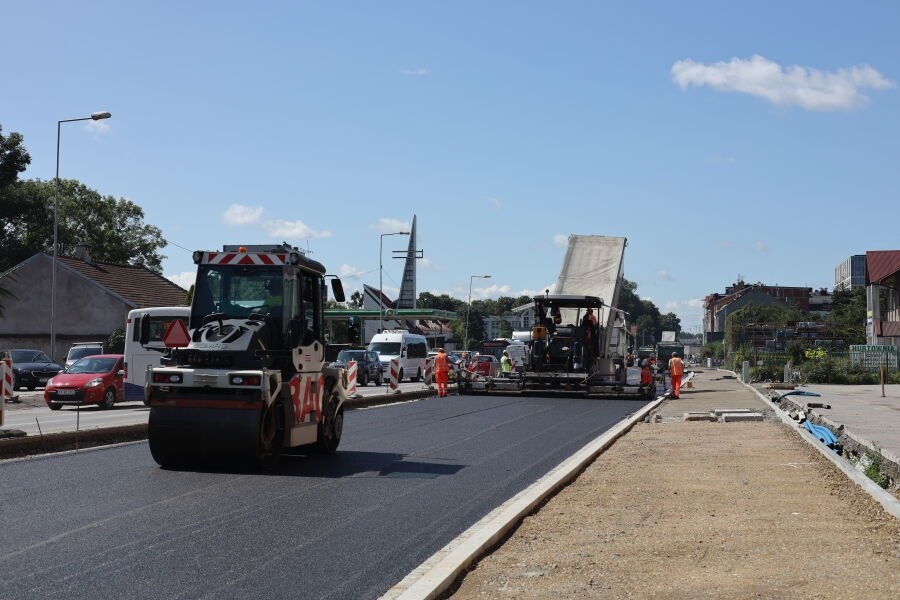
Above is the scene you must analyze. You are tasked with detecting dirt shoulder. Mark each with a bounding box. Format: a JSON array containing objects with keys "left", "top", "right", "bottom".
[{"left": 450, "top": 373, "right": 899, "bottom": 599}]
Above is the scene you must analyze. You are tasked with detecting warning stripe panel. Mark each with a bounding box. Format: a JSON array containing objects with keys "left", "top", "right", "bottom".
[{"left": 203, "top": 253, "right": 287, "bottom": 265}]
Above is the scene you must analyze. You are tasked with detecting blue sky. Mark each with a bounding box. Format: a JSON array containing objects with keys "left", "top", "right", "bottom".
[{"left": 3, "top": 1, "right": 898, "bottom": 333}]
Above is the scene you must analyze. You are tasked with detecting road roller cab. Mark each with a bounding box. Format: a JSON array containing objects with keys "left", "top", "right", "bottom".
[{"left": 144, "top": 244, "right": 347, "bottom": 468}]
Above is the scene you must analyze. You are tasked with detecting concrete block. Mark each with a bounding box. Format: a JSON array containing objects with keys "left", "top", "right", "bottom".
[
  {"left": 684, "top": 412, "right": 717, "bottom": 422},
  {"left": 721, "top": 412, "right": 764, "bottom": 422},
  {"left": 713, "top": 408, "right": 753, "bottom": 415}
]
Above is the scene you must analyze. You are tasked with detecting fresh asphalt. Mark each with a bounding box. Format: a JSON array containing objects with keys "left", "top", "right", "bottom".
[{"left": 0, "top": 393, "right": 647, "bottom": 600}]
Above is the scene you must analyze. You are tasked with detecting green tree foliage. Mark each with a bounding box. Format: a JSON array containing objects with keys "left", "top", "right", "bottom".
[
  {"left": 827, "top": 287, "right": 866, "bottom": 344},
  {"left": 348, "top": 290, "right": 364, "bottom": 309},
  {"left": 417, "top": 292, "right": 465, "bottom": 313},
  {"left": 0, "top": 125, "right": 31, "bottom": 187},
  {"left": 0, "top": 179, "right": 166, "bottom": 273},
  {"left": 105, "top": 328, "right": 126, "bottom": 354},
  {"left": 659, "top": 312, "right": 682, "bottom": 335}
]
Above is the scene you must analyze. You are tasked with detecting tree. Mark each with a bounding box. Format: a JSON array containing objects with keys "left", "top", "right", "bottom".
[
  {"left": 659, "top": 312, "right": 681, "bottom": 335},
  {"left": 348, "top": 290, "right": 364, "bottom": 309},
  {"left": 828, "top": 287, "right": 866, "bottom": 344},
  {"left": 0, "top": 124, "right": 31, "bottom": 315},
  {"left": 0, "top": 178, "right": 167, "bottom": 273},
  {"left": 0, "top": 125, "right": 30, "bottom": 188},
  {"left": 417, "top": 292, "right": 464, "bottom": 313}
]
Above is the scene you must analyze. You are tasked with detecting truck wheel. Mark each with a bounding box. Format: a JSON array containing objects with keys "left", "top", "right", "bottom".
[
  {"left": 316, "top": 395, "right": 343, "bottom": 454},
  {"left": 414, "top": 368, "right": 422, "bottom": 382},
  {"left": 374, "top": 372, "right": 383, "bottom": 386},
  {"left": 358, "top": 371, "right": 368, "bottom": 387},
  {"left": 101, "top": 388, "right": 116, "bottom": 409},
  {"left": 398, "top": 368, "right": 404, "bottom": 382}
]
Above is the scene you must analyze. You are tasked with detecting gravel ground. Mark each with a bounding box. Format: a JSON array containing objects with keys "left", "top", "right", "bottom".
[{"left": 450, "top": 376, "right": 900, "bottom": 599}]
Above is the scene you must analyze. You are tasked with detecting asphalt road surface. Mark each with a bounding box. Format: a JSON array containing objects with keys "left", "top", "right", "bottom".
[{"left": 0, "top": 394, "right": 647, "bottom": 600}]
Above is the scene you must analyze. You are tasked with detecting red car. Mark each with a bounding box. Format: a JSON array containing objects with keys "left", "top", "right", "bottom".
[
  {"left": 44, "top": 354, "right": 125, "bottom": 410},
  {"left": 469, "top": 354, "right": 500, "bottom": 377}
]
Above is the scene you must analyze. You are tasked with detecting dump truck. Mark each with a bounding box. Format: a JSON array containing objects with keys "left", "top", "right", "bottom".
[{"left": 143, "top": 244, "right": 348, "bottom": 468}]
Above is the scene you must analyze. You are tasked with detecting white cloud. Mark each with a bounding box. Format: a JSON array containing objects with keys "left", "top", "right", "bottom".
[
  {"left": 84, "top": 120, "right": 111, "bottom": 135},
  {"left": 420, "top": 257, "right": 442, "bottom": 271},
  {"left": 263, "top": 219, "right": 331, "bottom": 240},
  {"left": 166, "top": 271, "right": 195, "bottom": 290},
  {"left": 553, "top": 234, "right": 568, "bottom": 247},
  {"left": 339, "top": 264, "right": 366, "bottom": 279},
  {"left": 471, "top": 283, "right": 512, "bottom": 300},
  {"left": 401, "top": 67, "right": 430, "bottom": 76},
  {"left": 519, "top": 285, "right": 556, "bottom": 298},
  {"left": 656, "top": 270, "right": 674, "bottom": 281},
  {"left": 485, "top": 195, "right": 502, "bottom": 210},
  {"left": 754, "top": 240, "right": 770, "bottom": 253},
  {"left": 223, "top": 203, "right": 264, "bottom": 226},
  {"left": 373, "top": 218, "right": 412, "bottom": 234},
  {"left": 716, "top": 240, "right": 734, "bottom": 249},
  {"left": 671, "top": 54, "right": 894, "bottom": 111}
]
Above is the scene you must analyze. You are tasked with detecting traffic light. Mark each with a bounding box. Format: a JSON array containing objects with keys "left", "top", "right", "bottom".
[{"left": 348, "top": 316, "right": 360, "bottom": 345}]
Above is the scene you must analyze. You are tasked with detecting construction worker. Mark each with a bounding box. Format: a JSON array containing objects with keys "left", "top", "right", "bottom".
[
  {"left": 625, "top": 347, "right": 635, "bottom": 367},
  {"left": 500, "top": 350, "right": 512, "bottom": 377},
  {"left": 434, "top": 347, "right": 450, "bottom": 397},
  {"left": 668, "top": 351, "right": 685, "bottom": 398}
]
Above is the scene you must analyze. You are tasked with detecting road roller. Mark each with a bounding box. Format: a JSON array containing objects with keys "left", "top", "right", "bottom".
[{"left": 143, "top": 244, "right": 348, "bottom": 468}]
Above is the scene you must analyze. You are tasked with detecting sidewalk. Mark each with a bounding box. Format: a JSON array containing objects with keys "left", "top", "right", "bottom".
[{"left": 450, "top": 369, "right": 900, "bottom": 599}]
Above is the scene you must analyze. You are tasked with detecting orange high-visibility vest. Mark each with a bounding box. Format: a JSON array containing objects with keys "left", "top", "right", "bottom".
[
  {"left": 435, "top": 352, "right": 449, "bottom": 374},
  {"left": 669, "top": 357, "right": 684, "bottom": 377}
]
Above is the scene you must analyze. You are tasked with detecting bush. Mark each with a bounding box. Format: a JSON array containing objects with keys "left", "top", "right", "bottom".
[{"left": 106, "top": 328, "right": 126, "bottom": 354}]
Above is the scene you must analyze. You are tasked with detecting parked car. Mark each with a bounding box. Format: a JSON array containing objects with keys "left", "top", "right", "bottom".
[
  {"left": 44, "top": 354, "right": 125, "bottom": 410},
  {"left": 64, "top": 342, "right": 105, "bottom": 370},
  {"left": 3, "top": 349, "right": 63, "bottom": 390},
  {"left": 330, "top": 349, "right": 384, "bottom": 387},
  {"left": 470, "top": 354, "right": 500, "bottom": 377}
]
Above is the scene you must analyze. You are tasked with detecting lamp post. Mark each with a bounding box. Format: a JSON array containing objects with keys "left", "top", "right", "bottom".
[
  {"left": 51, "top": 111, "right": 111, "bottom": 361},
  {"left": 379, "top": 231, "right": 409, "bottom": 333},
  {"left": 465, "top": 274, "right": 491, "bottom": 351}
]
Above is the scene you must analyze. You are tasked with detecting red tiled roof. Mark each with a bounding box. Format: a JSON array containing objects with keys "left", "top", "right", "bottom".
[
  {"left": 866, "top": 250, "right": 900, "bottom": 285},
  {"left": 57, "top": 255, "right": 188, "bottom": 308}
]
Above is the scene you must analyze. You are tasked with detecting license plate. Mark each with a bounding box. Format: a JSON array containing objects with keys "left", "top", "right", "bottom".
[
  {"left": 57, "top": 389, "right": 76, "bottom": 396},
  {"left": 39, "top": 378, "right": 48, "bottom": 384}
]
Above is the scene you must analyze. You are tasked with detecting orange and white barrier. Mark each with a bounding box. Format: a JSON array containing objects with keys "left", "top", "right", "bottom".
[
  {"left": 389, "top": 358, "right": 400, "bottom": 392},
  {"left": 1, "top": 355, "right": 14, "bottom": 425},
  {"left": 424, "top": 357, "right": 434, "bottom": 386},
  {"left": 346, "top": 360, "right": 358, "bottom": 395}
]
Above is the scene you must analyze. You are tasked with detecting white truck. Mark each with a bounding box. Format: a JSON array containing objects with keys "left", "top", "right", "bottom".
[{"left": 367, "top": 329, "right": 427, "bottom": 382}]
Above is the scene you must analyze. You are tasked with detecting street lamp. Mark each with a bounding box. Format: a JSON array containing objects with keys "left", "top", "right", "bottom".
[
  {"left": 465, "top": 274, "right": 491, "bottom": 351},
  {"left": 379, "top": 231, "right": 409, "bottom": 333},
  {"left": 51, "top": 111, "right": 111, "bottom": 361}
]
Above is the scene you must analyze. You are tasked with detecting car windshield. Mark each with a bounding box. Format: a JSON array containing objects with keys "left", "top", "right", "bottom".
[
  {"left": 68, "top": 347, "right": 102, "bottom": 361},
  {"left": 368, "top": 342, "right": 401, "bottom": 355},
  {"left": 336, "top": 351, "right": 366, "bottom": 362},
  {"left": 67, "top": 357, "right": 118, "bottom": 374},
  {"left": 10, "top": 350, "right": 49, "bottom": 363}
]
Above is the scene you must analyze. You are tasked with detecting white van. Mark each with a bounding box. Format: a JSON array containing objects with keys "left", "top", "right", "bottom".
[
  {"left": 367, "top": 329, "right": 428, "bottom": 382},
  {"left": 124, "top": 306, "right": 190, "bottom": 403}
]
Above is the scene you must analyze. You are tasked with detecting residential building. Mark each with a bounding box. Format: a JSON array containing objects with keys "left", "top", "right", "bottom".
[{"left": 0, "top": 247, "right": 187, "bottom": 363}]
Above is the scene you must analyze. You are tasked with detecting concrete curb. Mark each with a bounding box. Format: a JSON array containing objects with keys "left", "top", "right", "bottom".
[
  {"left": 0, "top": 424, "right": 148, "bottom": 460},
  {"left": 380, "top": 395, "right": 666, "bottom": 600},
  {"left": 0, "top": 387, "right": 441, "bottom": 460},
  {"left": 737, "top": 375, "right": 900, "bottom": 520}
]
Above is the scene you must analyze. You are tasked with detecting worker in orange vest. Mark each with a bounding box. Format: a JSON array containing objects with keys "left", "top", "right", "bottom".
[
  {"left": 434, "top": 347, "right": 450, "bottom": 397},
  {"left": 668, "top": 352, "right": 685, "bottom": 398}
]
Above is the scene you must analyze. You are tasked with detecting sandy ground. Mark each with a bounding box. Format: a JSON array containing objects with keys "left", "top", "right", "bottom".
[{"left": 450, "top": 375, "right": 900, "bottom": 599}]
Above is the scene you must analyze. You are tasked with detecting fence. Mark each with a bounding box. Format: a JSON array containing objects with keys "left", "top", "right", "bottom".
[{"left": 726, "top": 346, "right": 898, "bottom": 384}]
